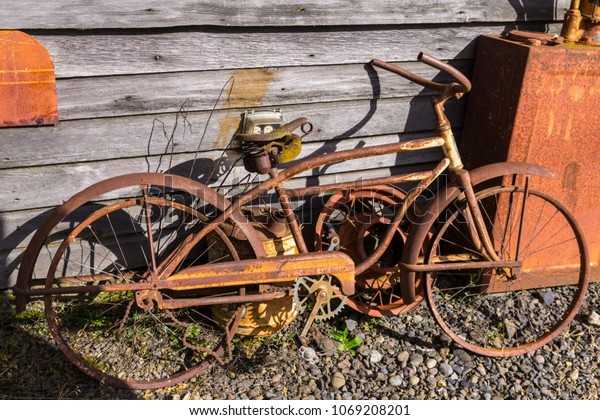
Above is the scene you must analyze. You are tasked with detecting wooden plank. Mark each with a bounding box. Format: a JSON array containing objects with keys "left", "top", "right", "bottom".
[
  {"left": 2, "top": 1, "right": 568, "bottom": 29},
  {"left": 0, "top": 134, "right": 444, "bottom": 213},
  {"left": 35, "top": 23, "right": 563, "bottom": 78},
  {"left": 0, "top": 96, "right": 465, "bottom": 169},
  {"left": 56, "top": 61, "right": 472, "bottom": 120}
]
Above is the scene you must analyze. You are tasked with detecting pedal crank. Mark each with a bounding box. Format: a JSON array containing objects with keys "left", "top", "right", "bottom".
[{"left": 293, "top": 274, "right": 348, "bottom": 363}]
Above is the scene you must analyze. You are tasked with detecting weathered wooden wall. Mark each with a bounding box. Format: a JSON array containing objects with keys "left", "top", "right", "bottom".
[{"left": 0, "top": 0, "right": 567, "bottom": 288}]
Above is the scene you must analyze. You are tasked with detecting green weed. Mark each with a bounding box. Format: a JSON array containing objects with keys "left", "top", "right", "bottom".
[{"left": 329, "top": 327, "right": 362, "bottom": 356}]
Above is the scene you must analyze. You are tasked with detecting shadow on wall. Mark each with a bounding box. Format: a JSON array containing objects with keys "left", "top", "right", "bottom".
[
  {"left": 402, "top": 0, "right": 563, "bottom": 171},
  {"left": 1, "top": 221, "right": 4, "bottom": 289},
  {"left": 0, "top": 209, "right": 56, "bottom": 291},
  {"left": 504, "top": 0, "right": 561, "bottom": 33}
]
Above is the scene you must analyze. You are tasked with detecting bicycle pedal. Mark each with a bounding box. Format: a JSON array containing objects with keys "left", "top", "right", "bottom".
[{"left": 299, "top": 346, "right": 319, "bottom": 364}]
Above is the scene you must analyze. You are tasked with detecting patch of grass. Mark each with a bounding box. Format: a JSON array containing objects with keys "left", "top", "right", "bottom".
[{"left": 360, "top": 316, "right": 380, "bottom": 332}]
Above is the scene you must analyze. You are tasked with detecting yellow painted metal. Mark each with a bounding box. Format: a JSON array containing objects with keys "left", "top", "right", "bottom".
[
  {"left": 562, "top": 0, "right": 600, "bottom": 44},
  {"left": 580, "top": 0, "right": 600, "bottom": 18}
]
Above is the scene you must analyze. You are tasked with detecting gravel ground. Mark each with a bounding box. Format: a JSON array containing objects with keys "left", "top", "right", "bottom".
[{"left": 1, "top": 282, "right": 599, "bottom": 400}]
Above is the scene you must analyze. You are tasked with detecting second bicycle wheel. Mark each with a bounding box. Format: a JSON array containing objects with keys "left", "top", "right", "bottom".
[
  {"left": 21, "top": 173, "right": 263, "bottom": 389},
  {"left": 313, "top": 186, "right": 420, "bottom": 316},
  {"left": 426, "top": 185, "right": 589, "bottom": 356}
]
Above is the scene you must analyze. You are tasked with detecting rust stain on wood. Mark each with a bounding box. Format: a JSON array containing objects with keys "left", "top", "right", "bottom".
[
  {"left": 214, "top": 68, "right": 277, "bottom": 148},
  {"left": 0, "top": 31, "right": 58, "bottom": 127}
]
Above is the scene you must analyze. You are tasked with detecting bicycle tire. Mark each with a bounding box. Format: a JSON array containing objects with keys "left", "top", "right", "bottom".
[{"left": 426, "top": 185, "right": 589, "bottom": 356}]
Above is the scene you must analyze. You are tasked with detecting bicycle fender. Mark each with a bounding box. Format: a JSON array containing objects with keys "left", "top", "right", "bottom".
[{"left": 399, "top": 162, "right": 554, "bottom": 304}]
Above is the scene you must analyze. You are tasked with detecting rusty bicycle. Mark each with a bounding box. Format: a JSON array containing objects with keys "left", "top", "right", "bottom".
[{"left": 13, "top": 53, "right": 590, "bottom": 389}]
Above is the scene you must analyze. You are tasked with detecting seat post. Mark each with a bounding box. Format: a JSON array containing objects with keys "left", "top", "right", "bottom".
[{"left": 269, "top": 168, "right": 309, "bottom": 254}]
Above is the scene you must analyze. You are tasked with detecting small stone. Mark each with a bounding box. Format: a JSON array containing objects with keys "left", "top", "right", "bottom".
[
  {"left": 533, "top": 355, "right": 545, "bottom": 364},
  {"left": 370, "top": 350, "right": 383, "bottom": 364},
  {"left": 588, "top": 311, "right": 600, "bottom": 326},
  {"left": 542, "top": 291, "right": 556, "bottom": 305},
  {"left": 332, "top": 372, "right": 346, "bottom": 390},
  {"left": 409, "top": 376, "right": 420, "bottom": 386},
  {"left": 499, "top": 366, "right": 510, "bottom": 376},
  {"left": 453, "top": 365, "right": 464, "bottom": 375},
  {"left": 388, "top": 375, "right": 403, "bottom": 387},
  {"left": 453, "top": 349, "right": 472, "bottom": 364},
  {"left": 409, "top": 353, "right": 424, "bottom": 367},
  {"left": 345, "top": 318, "right": 359, "bottom": 332},
  {"left": 375, "top": 373, "right": 387, "bottom": 381},
  {"left": 568, "top": 369, "right": 579, "bottom": 381},
  {"left": 425, "top": 358, "right": 438, "bottom": 369},
  {"left": 439, "top": 363, "right": 453, "bottom": 377},
  {"left": 397, "top": 351, "right": 410, "bottom": 364},
  {"left": 504, "top": 319, "right": 518, "bottom": 339},
  {"left": 439, "top": 348, "right": 450, "bottom": 359},
  {"left": 476, "top": 364, "right": 487, "bottom": 376},
  {"left": 228, "top": 371, "right": 236, "bottom": 379}
]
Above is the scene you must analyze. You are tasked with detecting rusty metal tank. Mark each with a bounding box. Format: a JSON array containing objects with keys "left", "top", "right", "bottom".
[
  {"left": 0, "top": 31, "right": 58, "bottom": 127},
  {"left": 461, "top": 34, "right": 600, "bottom": 280}
]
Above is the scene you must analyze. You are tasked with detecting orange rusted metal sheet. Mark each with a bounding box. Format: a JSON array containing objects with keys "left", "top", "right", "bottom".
[
  {"left": 461, "top": 35, "right": 600, "bottom": 280},
  {"left": 0, "top": 30, "right": 58, "bottom": 127}
]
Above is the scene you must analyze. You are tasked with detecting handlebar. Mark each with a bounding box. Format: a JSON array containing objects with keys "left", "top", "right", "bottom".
[{"left": 371, "top": 52, "right": 471, "bottom": 95}]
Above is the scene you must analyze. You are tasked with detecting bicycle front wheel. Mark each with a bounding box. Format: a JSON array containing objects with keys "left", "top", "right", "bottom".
[{"left": 426, "top": 185, "right": 589, "bottom": 357}]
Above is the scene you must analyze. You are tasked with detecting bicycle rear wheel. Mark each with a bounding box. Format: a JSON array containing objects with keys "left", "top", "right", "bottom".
[
  {"left": 313, "top": 186, "right": 421, "bottom": 316},
  {"left": 426, "top": 185, "right": 589, "bottom": 356}
]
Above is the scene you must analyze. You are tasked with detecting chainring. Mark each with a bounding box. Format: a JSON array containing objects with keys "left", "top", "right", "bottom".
[{"left": 292, "top": 275, "right": 348, "bottom": 321}]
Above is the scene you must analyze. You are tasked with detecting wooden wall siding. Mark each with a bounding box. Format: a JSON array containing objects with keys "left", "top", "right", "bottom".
[
  {"left": 1, "top": 1, "right": 568, "bottom": 29},
  {"left": 35, "top": 24, "right": 562, "bottom": 78},
  {"left": 0, "top": 2, "right": 564, "bottom": 287}
]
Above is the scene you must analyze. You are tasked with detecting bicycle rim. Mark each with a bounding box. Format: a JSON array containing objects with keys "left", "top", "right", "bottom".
[{"left": 426, "top": 185, "right": 589, "bottom": 356}]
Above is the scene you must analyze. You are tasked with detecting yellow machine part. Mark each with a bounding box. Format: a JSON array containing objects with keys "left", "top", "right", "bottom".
[
  {"left": 210, "top": 222, "right": 300, "bottom": 337},
  {"left": 580, "top": 0, "right": 600, "bottom": 18}
]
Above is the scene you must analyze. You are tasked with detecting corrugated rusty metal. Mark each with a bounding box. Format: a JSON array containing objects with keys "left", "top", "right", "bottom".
[
  {"left": 461, "top": 35, "right": 600, "bottom": 278},
  {"left": 0, "top": 30, "right": 58, "bottom": 127}
]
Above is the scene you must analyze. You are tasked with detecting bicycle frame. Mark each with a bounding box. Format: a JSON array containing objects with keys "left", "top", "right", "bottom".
[
  {"left": 155, "top": 87, "right": 509, "bottom": 294},
  {"left": 154, "top": 139, "right": 513, "bottom": 301}
]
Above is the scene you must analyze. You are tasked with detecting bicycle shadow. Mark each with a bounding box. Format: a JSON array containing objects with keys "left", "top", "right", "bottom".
[{"left": 0, "top": 293, "right": 137, "bottom": 399}]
